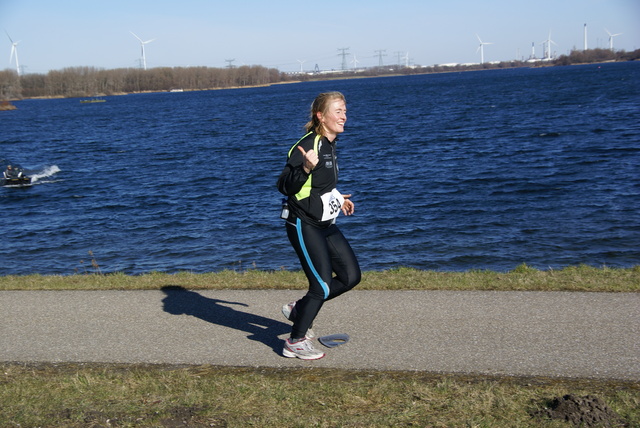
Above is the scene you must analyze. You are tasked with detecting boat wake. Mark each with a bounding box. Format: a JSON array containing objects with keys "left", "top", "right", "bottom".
[{"left": 30, "top": 165, "right": 61, "bottom": 184}]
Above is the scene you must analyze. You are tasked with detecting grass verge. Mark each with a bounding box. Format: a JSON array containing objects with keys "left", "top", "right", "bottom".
[
  {"left": 2, "top": 363, "right": 638, "bottom": 427},
  {"left": 1, "top": 264, "right": 639, "bottom": 292}
]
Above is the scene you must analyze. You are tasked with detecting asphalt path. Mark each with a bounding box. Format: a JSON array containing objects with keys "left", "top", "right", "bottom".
[{"left": 1, "top": 289, "right": 638, "bottom": 381}]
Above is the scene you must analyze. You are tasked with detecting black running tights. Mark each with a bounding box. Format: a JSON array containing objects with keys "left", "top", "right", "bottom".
[{"left": 285, "top": 218, "right": 361, "bottom": 340}]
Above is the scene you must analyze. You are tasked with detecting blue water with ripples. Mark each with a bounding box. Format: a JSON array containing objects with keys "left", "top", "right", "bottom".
[{"left": 1, "top": 61, "right": 639, "bottom": 275}]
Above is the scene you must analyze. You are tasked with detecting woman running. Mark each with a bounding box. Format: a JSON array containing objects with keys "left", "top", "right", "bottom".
[{"left": 276, "top": 91, "right": 361, "bottom": 360}]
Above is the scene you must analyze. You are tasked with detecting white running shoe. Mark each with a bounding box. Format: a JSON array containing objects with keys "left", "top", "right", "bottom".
[
  {"left": 283, "top": 337, "right": 325, "bottom": 360},
  {"left": 282, "top": 301, "right": 315, "bottom": 339},
  {"left": 281, "top": 301, "right": 296, "bottom": 321}
]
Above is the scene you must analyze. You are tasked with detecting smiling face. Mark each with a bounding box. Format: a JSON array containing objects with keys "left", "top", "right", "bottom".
[{"left": 318, "top": 99, "right": 347, "bottom": 141}]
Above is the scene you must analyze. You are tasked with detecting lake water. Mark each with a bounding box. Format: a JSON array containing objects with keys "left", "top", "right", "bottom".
[{"left": 1, "top": 62, "right": 639, "bottom": 275}]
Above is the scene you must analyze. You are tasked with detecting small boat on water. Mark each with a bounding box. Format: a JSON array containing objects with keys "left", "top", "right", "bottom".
[
  {"left": 1, "top": 175, "right": 31, "bottom": 186},
  {"left": 2, "top": 165, "right": 32, "bottom": 187}
]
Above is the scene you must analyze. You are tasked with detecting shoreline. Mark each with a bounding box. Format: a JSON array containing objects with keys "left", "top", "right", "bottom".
[{"left": 6, "top": 59, "right": 636, "bottom": 103}]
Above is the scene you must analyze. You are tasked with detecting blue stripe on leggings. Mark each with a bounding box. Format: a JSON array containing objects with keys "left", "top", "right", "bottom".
[{"left": 296, "top": 218, "right": 329, "bottom": 299}]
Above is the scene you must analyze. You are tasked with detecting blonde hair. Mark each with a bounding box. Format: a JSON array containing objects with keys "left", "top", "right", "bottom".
[{"left": 304, "top": 92, "right": 346, "bottom": 135}]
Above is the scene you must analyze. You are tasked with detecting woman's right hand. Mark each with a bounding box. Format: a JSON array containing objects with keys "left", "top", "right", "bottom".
[{"left": 298, "top": 146, "right": 318, "bottom": 174}]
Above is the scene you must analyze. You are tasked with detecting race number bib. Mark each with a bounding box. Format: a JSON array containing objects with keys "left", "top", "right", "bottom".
[{"left": 320, "top": 189, "right": 344, "bottom": 222}]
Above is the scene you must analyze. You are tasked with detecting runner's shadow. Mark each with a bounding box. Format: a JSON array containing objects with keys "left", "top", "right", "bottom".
[{"left": 160, "top": 286, "right": 290, "bottom": 354}]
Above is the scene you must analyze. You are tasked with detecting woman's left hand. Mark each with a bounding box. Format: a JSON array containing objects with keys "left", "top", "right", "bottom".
[{"left": 341, "top": 194, "right": 355, "bottom": 216}]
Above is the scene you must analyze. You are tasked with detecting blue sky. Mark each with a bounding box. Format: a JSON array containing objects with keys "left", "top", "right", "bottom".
[{"left": 1, "top": 0, "right": 638, "bottom": 74}]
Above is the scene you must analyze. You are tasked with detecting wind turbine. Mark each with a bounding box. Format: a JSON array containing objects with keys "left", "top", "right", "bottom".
[
  {"left": 605, "top": 29, "right": 621, "bottom": 51},
  {"left": 476, "top": 34, "right": 492, "bottom": 64},
  {"left": 403, "top": 51, "right": 410, "bottom": 67},
  {"left": 130, "top": 31, "right": 155, "bottom": 70},
  {"left": 352, "top": 53, "right": 360, "bottom": 70},
  {"left": 5, "top": 31, "right": 20, "bottom": 75},
  {"left": 543, "top": 30, "right": 557, "bottom": 60},
  {"left": 296, "top": 59, "right": 306, "bottom": 73}
]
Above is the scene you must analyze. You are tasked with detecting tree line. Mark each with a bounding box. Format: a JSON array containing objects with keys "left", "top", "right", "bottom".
[
  {"left": 0, "top": 65, "right": 285, "bottom": 100},
  {"left": 1, "top": 48, "right": 638, "bottom": 101}
]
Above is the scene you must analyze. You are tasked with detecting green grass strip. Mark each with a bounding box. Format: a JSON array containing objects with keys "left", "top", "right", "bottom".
[{"left": 1, "top": 264, "right": 638, "bottom": 292}]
